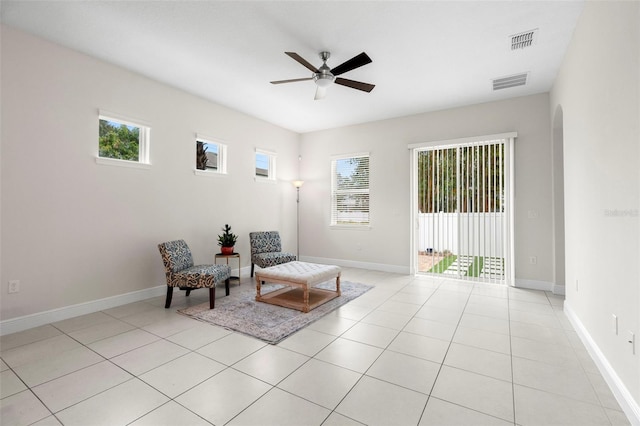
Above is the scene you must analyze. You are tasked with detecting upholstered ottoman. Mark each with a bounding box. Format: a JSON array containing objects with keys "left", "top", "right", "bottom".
[{"left": 254, "top": 261, "right": 341, "bottom": 313}]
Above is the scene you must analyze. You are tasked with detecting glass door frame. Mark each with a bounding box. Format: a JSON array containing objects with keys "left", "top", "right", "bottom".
[{"left": 408, "top": 132, "right": 516, "bottom": 286}]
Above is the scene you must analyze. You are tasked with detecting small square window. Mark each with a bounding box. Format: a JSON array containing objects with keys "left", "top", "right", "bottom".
[
  {"left": 196, "top": 135, "right": 227, "bottom": 174},
  {"left": 98, "top": 113, "right": 149, "bottom": 164},
  {"left": 255, "top": 149, "right": 276, "bottom": 181}
]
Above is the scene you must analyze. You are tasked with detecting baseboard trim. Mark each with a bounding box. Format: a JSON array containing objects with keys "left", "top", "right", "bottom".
[
  {"left": 514, "top": 278, "right": 554, "bottom": 292},
  {"left": 298, "top": 256, "right": 410, "bottom": 275},
  {"left": 552, "top": 283, "right": 566, "bottom": 295},
  {"left": 564, "top": 302, "right": 640, "bottom": 425},
  {"left": 0, "top": 285, "right": 166, "bottom": 336}
]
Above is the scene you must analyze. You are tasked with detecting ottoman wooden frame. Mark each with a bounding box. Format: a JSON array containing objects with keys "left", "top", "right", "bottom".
[{"left": 254, "top": 261, "right": 341, "bottom": 313}]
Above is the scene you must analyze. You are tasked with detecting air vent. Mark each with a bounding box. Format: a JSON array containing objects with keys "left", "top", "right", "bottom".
[
  {"left": 510, "top": 29, "right": 538, "bottom": 50},
  {"left": 492, "top": 73, "right": 528, "bottom": 91}
]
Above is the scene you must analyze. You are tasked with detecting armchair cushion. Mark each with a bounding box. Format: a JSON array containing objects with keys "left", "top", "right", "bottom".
[
  {"left": 253, "top": 252, "right": 297, "bottom": 269},
  {"left": 169, "top": 264, "right": 232, "bottom": 289}
]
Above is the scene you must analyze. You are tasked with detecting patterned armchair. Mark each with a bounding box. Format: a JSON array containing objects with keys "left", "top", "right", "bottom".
[
  {"left": 249, "top": 231, "right": 296, "bottom": 277},
  {"left": 158, "top": 240, "right": 231, "bottom": 309}
]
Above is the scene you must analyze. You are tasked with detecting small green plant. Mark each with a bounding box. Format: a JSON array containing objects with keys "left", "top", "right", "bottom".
[{"left": 217, "top": 224, "right": 238, "bottom": 247}]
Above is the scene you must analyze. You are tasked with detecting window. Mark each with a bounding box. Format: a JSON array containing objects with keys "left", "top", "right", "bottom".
[
  {"left": 196, "top": 135, "right": 227, "bottom": 174},
  {"left": 255, "top": 149, "right": 276, "bottom": 181},
  {"left": 98, "top": 112, "right": 149, "bottom": 165},
  {"left": 331, "top": 153, "right": 370, "bottom": 226}
]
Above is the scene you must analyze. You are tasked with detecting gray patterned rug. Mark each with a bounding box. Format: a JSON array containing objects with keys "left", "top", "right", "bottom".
[{"left": 178, "top": 280, "right": 373, "bottom": 344}]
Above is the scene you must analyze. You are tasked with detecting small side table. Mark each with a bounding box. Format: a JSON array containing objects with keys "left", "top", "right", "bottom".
[{"left": 215, "top": 253, "right": 241, "bottom": 285}]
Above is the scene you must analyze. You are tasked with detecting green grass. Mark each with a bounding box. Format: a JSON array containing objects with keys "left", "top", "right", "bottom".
[
  {"left": 429, "top": 255, "right": 457, "bottom": 273},
  {"left": 466, "top": 256, "right": 484, "bottom": 277}
]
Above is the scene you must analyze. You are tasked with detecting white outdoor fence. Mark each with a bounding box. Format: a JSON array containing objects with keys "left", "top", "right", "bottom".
[{"left": 418, "top": 212, "right": 505, "bottom": 257}]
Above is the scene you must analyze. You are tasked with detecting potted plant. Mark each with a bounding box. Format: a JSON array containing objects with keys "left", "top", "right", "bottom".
[{"left": 217, "top": 224, "right": 238, "bottom": 255}]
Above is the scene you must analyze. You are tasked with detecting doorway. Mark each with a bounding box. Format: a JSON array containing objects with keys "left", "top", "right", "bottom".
[{"left": 410, "top": 134, "right": 516, "bottom": 285}]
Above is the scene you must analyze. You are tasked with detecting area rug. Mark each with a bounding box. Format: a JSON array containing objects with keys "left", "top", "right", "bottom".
[{"left": 178, "top": 280, "right": 373, "bottom": 344}]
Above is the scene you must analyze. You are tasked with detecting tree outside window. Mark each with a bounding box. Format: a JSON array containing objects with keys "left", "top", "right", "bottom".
[
  {"left": 99, "top": 119, "right": 140, "bottom": 161},
  {"left": 98, "top": 114, "right": 149, "bottom": 164}
]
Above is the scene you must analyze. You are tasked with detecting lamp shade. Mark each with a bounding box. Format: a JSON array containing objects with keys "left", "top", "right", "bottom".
[{"left": 293, "top": 180, "right": 304, "bottom": 188}]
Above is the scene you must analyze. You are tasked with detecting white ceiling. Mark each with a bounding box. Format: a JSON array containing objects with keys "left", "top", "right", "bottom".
[{"left": 1, "top": 1, "right": 584, "bottom": 133}]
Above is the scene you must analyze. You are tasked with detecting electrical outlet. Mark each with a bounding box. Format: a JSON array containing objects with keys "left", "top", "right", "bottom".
[
  {"left": 629, "top": 331, "right": 636, "bottom": 355},
  {"left": 527, "top": 210, "right": 538, "bottom": 219},
  {"left": 8, "top": 280, "right": 20, "bottom": 294},
  {"left": 612, "top": 314, "right": 618, "bottom": 335},
  {"left": 529, "top": 256, "right": 537, "bottom": 265}
]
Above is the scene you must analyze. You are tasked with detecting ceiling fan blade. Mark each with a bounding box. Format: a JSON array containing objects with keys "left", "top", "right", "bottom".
[
  {"left": 270, "top": 77, "right": 313, "bottom": 85},
  {"left": 335, "top": 77, "right": 375, "bottom": 93},
  {"left": 314, "top": 86, "right": 327, "bottom": 100},
  {"left": 330, "top": 52, "right": 372, "bottom": 76},
  {"left": 285, "top": 52, "right": 319, "bottom": 73}
]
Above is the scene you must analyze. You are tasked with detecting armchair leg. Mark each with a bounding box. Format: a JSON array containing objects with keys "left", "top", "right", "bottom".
[
  {"left": 209, "top": 288, "right": 215, "bottom": 309},
  {"left": 250, "top": 263, "right": 254, "bottom": 277},
  {"left": 165, "top": 286, "right": 174, "bottom": 309},
  {"left": 225, "top": 278, "right": 230, "bottom": 296},
  {"left": 185, "top": 289, "right": 191, "bottom": 297}
]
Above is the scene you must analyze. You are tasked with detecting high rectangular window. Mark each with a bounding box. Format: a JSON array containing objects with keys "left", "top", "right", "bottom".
[
  {"left": 331, "top": 153, "right": 370, "bottom": 226},
  {"left": 98, "top": 113, "right": 149, "bottom": 165},
  {"left": 255, "top": 149, "right": 276, "bottom": 180},
  {"left": 196, "top": 135, "right": 227, "bottom": 174}
]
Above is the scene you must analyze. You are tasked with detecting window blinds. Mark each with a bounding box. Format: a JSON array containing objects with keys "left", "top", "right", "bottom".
[
  {"left": 417, "top": 139, "right": 507, "bottom": 283},
  {"left": 331, "top": 154, "right": 370, "bottom": 226}
]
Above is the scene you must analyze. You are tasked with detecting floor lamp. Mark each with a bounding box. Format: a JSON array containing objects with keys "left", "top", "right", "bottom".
[{"left": 293, "top": 180, "right": 304, "bottom": 259}]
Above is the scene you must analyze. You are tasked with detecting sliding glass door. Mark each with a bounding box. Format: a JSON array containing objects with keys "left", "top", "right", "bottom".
[{"left": 411, "top": 134, "right": 515, "bottom": 285}]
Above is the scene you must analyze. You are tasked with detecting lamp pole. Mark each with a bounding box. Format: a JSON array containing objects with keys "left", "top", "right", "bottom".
[{"left": 293, "top": 180, "right": 304, "bottom": 259}]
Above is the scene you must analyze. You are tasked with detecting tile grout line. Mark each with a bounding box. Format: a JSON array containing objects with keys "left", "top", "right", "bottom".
[
  {"left": 26, "top": 309, "right": 226, "bottom": 423},
  {"left": 219, "top": 278, "right": 388, "bottom": 426},
  {"left": 318, "top": 277, "right": 428, "bottom": 424},
  {"left": 415, "top": 278, "right": 475, "bottom": 425},
  {"left": 220, "top": 276, "right": 399, "bottom": 426}
]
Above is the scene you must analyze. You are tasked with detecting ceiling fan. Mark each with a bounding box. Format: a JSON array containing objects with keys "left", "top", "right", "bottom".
[{"left": 271, "top": 51, "right": 375, "bottom": 100}]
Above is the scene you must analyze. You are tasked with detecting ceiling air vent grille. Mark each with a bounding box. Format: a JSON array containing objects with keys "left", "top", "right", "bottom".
[
  {"left": 493, "top": 73, "right": 528, "bottom": 91},
  {"left": 511, "top": 29, "right": 537, "bottom": 50}
]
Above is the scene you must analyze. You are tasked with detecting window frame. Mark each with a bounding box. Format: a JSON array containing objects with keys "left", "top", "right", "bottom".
[
  {"left": 194, "top": 134, "right": 228, "bottom": 176},
  {"left": 255, "top": 148, "right": 277, "bottom": 182},
  {"left": 96, "top": 110, "right": 150, "bottom": 169},
  {"left": 330, "top": 152, "right": 371, "bottom": 229}
]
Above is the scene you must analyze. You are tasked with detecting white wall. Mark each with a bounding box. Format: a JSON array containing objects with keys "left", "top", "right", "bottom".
[
  {"left": 0, "top": 26, "right": 300, "bottom": 322},
  {"left": 299, "top": 93, "right": 553, "bottom": 287},
  {"left": 550, "top": 1, "right": 639, "bottom": 416}
]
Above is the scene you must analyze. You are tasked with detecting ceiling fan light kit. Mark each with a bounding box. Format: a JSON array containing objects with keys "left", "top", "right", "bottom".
[
  {"left": 271, "top": 50, "right": 375, "bottom": 100},
  {"left": 314, "top": 75, "right": 334, "bottom": 88},
  {"left": 314, "top": 53, "right": 335, "bottom": 88}
]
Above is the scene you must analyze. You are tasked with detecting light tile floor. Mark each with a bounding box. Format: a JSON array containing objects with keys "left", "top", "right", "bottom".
[{"left": 0, "top": 268, "right": 631, "bottom": 425}]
